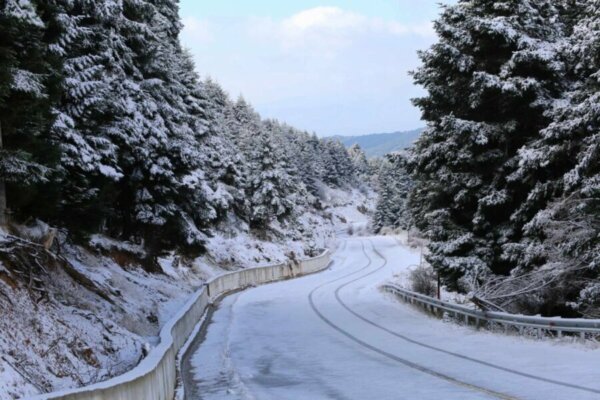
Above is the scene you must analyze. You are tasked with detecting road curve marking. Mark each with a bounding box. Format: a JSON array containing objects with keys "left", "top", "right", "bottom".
[
  {"left": 333, "top": 242, "right": 600, "bottom": 397},
  {"left": 309, "top": 239, "right": 516, "bottom": 400}
]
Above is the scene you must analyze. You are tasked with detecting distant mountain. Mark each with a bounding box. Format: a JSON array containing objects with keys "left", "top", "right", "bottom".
[{"left": 331, "top": 128, "right": 424, "bottom": 158}]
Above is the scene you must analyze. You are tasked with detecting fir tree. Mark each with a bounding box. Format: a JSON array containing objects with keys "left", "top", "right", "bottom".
[
  {"left": 323, "top": 139, "right": 355, "bottom": 187},
  {"left": 40, "top": 0, "right": 124, "bottom": 232},
  {"left": 409, "top": 0, "right": 567, "bottom": 288},
  {"left": 0, "top": 0, "right": 60, "bottom": 224},
  {"left": 509, "top": 2, "right": 600, "bottom": 315},
  {"left": 247, "top": 128, "right": 296, "bottom": 231},
  {"left": 373, "top": 152, "right": 412, "bottom": 232},
  {"left": 297, "top": 132, "right": 326, "bottom": 197},
  {"left": 348, "top": 144, "right": 369, "bottom": 181},
  {"left": 197, "top": 78, "right": 245, "bottom": 221}
]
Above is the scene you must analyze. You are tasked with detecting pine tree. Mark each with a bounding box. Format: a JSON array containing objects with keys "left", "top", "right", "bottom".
[
  {"left": 409, "top": 0, "right": 567, "bottom": 288},
  {"left": 348, "top": 144, "right": 369, "bottom": 181},
  {"left": 87, "top": 0, "right": 208, "bottom": 263},
  {"left": 38, "top": 0, "right": 125, "bottom": 232},
  {"left": 247, "top": 127, "right": 296, "bottom": 231},
  {"left": 323, "top": 139, "right": 355, "bottom": 187},
  {"left": 373, "top": 152, "right": 412, "bottom": 232},
  {"left": 197, "top": 78, "right": 245, "bottom": 221},
  {"left": 509, "top": 2, "right": 600, "bottom": 315},
  {"left": 0, "top": 0, "right": 60, "bottom": 225},
  {"left": 0, "top": 0, "right": 369, "bottom": 271},
  {"left": 227, "top": 96, "right": 263, "bottom": 222},
  {"left": 297, "top": 132, "right": 326, "bottom": 196}
]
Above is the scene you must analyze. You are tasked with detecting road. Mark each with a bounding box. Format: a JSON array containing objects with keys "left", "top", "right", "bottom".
[{"left": 183, "top": 236, "right": 600, "bottom": 400}]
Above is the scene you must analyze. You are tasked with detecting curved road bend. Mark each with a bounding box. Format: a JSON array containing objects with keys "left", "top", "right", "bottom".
[{"left": 182, "top": 236, "right": 600, "bottom": 400}]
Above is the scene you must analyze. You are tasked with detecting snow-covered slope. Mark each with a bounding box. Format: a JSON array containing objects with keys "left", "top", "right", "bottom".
[
  {"left": 0, "top": 187, "right": 375, "bottom": 400},
  {"left": 199, "top": 186, "right": 376, "bottom": 271}
]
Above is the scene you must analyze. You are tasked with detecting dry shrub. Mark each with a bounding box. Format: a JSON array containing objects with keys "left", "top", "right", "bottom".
[{"left": 409, "top": 266, "right": 437, "bottom": 297}]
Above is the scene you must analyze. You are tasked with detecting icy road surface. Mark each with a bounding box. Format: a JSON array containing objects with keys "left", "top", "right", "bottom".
[{"left": 184, "top": 236, "right": 600, "bottom": 400}]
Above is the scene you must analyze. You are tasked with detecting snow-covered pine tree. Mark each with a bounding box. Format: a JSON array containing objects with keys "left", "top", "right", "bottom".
[
  {"left": 0, "top": 0, "right": 60, "bottom": 225},
  {"left": 508, "top": 2, "right": 600, "bottom": 316},
  {"left": 195, "top": 77, "right": 243, "bottom": 222},
  {"left": 348, "top": 144, "right": 369, "bottom": 182},
  {"left": 0, "top": 0, "right": 368, "bottom": 271},
  {"left": 409, "top": 0, "right": 567, "bottom": 289},
  {"left": 226, "top": 96, "right": 263, "bottom": 222},
  {"left": 170, "top": 50, "right": 226, "bottom": 249},
  {"left": 231, "top": 96, "right": 262, "bottom": 140},
  {"left": 323, "top": 139, "right": 355, "bottom": 187},
  {"left": 97, "top": 0, "right": 210, "bottom": 263},
  {"left": 37, "top": 0, "right": 126, "bottom": 232},
  {"left": 265, "top": 120, "right": 305, "bottom": 195},
  {"left": 373, "top": 152, "right": 412, "bottom": 233},
  {"left": 246, "top": 125, "right": 296, "bottom": 232},
  {"left": 372, "top": 159, "right": 396, "bottom": 233},
  {"left": 296, "top": 132, "right": 326, "bottom": 197}
]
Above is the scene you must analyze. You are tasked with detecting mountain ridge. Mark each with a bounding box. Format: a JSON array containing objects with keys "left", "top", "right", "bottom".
[{"left": 330, "top": 128, "right": 424, "bottom": 158}]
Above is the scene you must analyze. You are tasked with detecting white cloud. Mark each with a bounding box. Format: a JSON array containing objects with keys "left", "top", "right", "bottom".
[
  {"left": 282, "top": 7, "right": 366, "bottom": 33},
  {"left": 182, "top": 16, "right": 214, "bottom": 44},
  {"left": 180, "top": 5, "right": 440, "bottom": 135},
  {"left": 252, "top": 7, "right": 436, "bottom": 56}
]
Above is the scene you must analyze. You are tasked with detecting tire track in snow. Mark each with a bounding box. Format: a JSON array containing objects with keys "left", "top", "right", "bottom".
[
  {"left": 309, "top": 239, "right": 516, "bottom": 400},
  {"left": 335, "top": 240, "right": 600, "bottom": 397}
]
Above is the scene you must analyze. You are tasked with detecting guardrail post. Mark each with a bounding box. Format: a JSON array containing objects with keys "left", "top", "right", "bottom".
[
  {"left": 464, "top": 314, "right": 469, "bottom": 325},
  {"left": 580, "top": 332, "right": 586, "bottom": 340},
  {"left": 557, "top": 330, "right": 562, "bottom": 338}
]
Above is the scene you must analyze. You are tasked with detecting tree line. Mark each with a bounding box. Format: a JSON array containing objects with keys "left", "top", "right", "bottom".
[
  {"left": 376, "top": 0, "right": 600, "bottom": 317},
  {"left": 0, "top": 0, "right": 361, "bottom": 268}
]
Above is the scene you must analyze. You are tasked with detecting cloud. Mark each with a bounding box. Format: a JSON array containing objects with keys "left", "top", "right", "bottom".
[
  {"left": 182, "top": 16, "right": 214, "bottom": 44},
  {"left": 251, "top": 7, "right": 435, "bottom": 56},
  {"left": 282, "top": 7, "right": 366, "bottom": 33},
  {"left": 180, "top": 5, "right": 441, "bottom": 135}
]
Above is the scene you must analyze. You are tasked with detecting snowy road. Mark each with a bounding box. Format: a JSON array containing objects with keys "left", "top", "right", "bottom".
[{"left": 183, "top": 236, "right": 600, "bottom": 400}]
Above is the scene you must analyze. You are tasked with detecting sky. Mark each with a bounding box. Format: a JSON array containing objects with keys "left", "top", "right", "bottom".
[{"left": 179, "top": 1, "right": 455, "bottom": 137}]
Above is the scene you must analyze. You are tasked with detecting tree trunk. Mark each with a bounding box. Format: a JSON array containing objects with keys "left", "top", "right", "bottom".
[{"left": 0, "top": 121, "right": 7, "bottom": 227}]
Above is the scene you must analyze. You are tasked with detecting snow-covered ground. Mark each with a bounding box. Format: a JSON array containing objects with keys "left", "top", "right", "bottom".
[
  {"left": 0, "top": 241, "right": 204, "bottom": 399},
  {"left": 185, "top": 236, "right": 600, "bottom": 400},
  {"left": 0, "top": 187, "right": 374, "bottom": 400},
  {"left": 199, "top": 186, "right": 376, "bottom": 269},
  {"left": 387, "top": 230, "right": 474, "bottom": 306}
]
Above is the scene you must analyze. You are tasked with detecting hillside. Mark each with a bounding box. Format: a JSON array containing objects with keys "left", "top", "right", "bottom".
[
  {"left": 0, "top": 2, "right": 378, "bottom": 397},
  {"left": 332, "top": 129, "right": 424, "bottom": 158},
  {"left": 0, "top": 185, "right": 376, "bottom": 399}
]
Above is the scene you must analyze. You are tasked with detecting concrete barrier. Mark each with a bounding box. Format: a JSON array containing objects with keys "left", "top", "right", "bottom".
[{"left": 30, "top": 250, "right": 331, "bottom": 400}]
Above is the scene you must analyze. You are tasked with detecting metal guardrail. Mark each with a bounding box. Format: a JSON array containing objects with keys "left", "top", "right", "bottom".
[{"left": 383, "top": 284, "right": 600, "bottom": 338}]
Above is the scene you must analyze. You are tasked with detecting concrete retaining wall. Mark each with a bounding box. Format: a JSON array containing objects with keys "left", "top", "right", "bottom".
[{"left": 30, "top": 250, "right": 331, "bottom": 400}]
